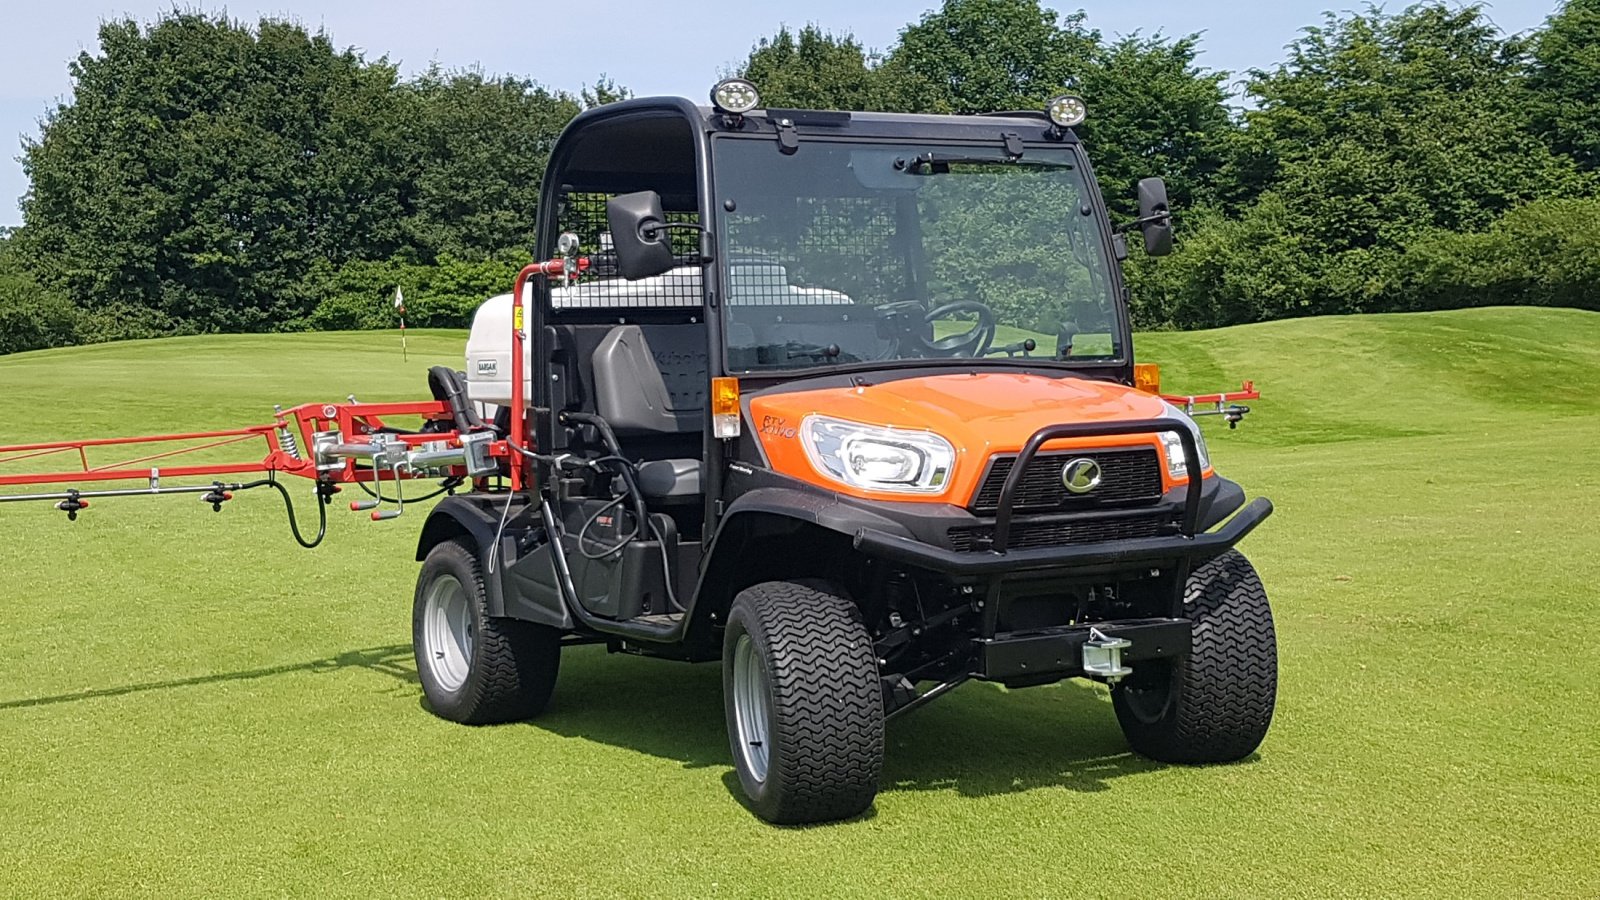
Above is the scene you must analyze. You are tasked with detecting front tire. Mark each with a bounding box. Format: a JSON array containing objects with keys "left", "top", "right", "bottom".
[
  {"left": 1112, "top": 550, "right": 1277, "bottom": 763},
  {"left": 413, "top": 538, "right": 561, "bottom": 724},
  {"left": 722, "top": 581, "right": 884, "bottom": 824}
]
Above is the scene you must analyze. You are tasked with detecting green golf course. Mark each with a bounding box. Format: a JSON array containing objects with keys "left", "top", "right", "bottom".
[{"left": 2, "top": 306, "right": 1596, "bottom": 897}]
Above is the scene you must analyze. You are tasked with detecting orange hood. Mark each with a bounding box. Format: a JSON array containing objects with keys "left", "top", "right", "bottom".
[{"left": 748, "top": 372, "right": 1180, "bottom": 505}]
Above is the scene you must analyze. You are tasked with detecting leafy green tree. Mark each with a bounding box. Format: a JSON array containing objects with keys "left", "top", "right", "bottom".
[
  {"left": 740, "top": 26, "right": 887, "bottom": 111},
  {"left": 16, "top": 13, "right": 413, "bottom": 334},
  {"left": 302, "top": 254, "right": 521, "bottom": 330},
  {"left": 402, "top": 68, "right": 582, "bottom": 261},
  {"left": 1395, "top": 197, "right": 1600, "bottom": 311},
  {"left": 0, "top": 269, "right": 81, "bottom": 354},
  {"left": 1233, "top": 4, "right": 1587, "bottom": 245},
  {"left": 738, "top": 5, "right": 1235, "bottom": 221},
  {"left": 882, "top": 0, "right": 1097, "bottom": 114},
  {"left": 1527, "top": 0, "right": 1600, "bottom": 171},
  {"left": 1078, "top": 35, "right": 1235, "bottom": 217}
]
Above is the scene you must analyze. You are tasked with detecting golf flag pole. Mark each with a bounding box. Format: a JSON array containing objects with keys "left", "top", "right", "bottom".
[{"left": 393, "top": 286, "right": 407, "bottom": 361}]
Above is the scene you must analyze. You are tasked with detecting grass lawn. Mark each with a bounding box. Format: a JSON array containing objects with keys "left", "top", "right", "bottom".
[{"left": 2, "top": 308, "right": 1597, "bottom": 897}]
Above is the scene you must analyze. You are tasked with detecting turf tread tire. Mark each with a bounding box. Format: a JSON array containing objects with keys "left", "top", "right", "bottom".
[
  {"left": 413, "top": 538, "right": 560, "bottom": 725},
  {"left": 1113, "top": 549, "right": 1277, "bottom": 763},
  {"left": 723, "top": 581, "right": 884, "bottom": 825}
]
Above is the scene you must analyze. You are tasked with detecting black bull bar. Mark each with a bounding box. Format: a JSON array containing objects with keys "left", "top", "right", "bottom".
[{"left": 851, "top": 418, "right": 1274, "bottom": 575}]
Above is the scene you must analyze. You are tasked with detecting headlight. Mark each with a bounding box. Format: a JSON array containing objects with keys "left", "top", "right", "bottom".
[
  {"left": 801, "top": 415, "right": 955, "bottom": 493},
  {"left": 1158, "top": 402, "right": 1210, "bottom": 480}
]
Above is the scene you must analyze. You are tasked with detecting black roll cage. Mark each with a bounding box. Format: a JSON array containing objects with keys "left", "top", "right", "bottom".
[{"left": 529, "top": 97, "right": 1139, "bottom": 537}]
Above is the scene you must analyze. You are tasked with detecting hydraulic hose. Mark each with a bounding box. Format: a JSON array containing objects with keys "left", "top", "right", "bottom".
[{"left": 238, "top": 475, "right": 328, "bottom": 549}]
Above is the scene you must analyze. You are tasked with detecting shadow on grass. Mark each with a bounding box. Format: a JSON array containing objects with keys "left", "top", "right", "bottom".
[
  {"left": 0, "top": 644, "right": 415, "bottom": 710},
  {"left": 4, "top": 641, "right": 1164, "bottom": 800},
  {"left": 534, "top": 646, "right": 1165, "bottom": 799}
]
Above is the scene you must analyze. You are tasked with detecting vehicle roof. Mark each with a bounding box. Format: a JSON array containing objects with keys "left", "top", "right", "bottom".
[{"left": 565, "top": 96, "right": 1080, "bottom": 146}]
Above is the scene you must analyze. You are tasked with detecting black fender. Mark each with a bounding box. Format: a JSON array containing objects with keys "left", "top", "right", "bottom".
[
  {"left": 678, "top": 485, "right": 922, "bottom": 655},
  {"left": 720, "top": 486, "right": 923, "bottom": 541},
  {"left": 415, "top": 496, "right": 572, "bottom": 630}
]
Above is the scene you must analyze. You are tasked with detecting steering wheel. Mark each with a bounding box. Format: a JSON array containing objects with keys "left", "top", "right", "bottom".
[{"left": 922, "top": 300, "right": 997, "bottom": 358}]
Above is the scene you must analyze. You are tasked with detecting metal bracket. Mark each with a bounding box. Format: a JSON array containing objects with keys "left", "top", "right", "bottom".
[
  {"left": 774, "top": 117, "right": 799, "bottom": 155},
  {"left": 1001, "top": 131, "right": 1024, "bottom": 159},
  {"left": 1082, "top": 626, "right": 1133, "bottom": 683}
]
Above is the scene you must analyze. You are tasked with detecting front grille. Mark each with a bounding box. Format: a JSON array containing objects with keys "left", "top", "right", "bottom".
[
  {"left": 970, "top": 447, "right": 1163, "bottom": 513},
  {"left": 948, "top": 511, "right": 1175, "bottom": 552}
]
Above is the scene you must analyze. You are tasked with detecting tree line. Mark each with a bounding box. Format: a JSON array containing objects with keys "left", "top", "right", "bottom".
[{"left": 2, "top": 0, "right": 1597, "bottom": 354}]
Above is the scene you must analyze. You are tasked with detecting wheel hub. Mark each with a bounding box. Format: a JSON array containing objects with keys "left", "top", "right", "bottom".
[
  {"left": 731, "top": 634, "right": 772, "bottom": 783},
  {"left": 422, "top": 574, "right": 473, "bottom": 692}
]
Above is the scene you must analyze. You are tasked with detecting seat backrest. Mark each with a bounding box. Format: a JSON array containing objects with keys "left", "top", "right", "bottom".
[{"left": 591, "top": 324, "right": 707, "bottom": 436}]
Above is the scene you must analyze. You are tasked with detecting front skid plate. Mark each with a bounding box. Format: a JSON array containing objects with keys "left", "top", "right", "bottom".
[{"left": 972, "top": 617, "right": 1191, "bottom": 682}]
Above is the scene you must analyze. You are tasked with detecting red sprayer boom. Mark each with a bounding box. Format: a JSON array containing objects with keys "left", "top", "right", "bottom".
[
  {"left": 0, "top": 398, "right": 503, "bottom": 545},
  {"left": 0, "top": 256, "right": 589, "bottom": 544}
]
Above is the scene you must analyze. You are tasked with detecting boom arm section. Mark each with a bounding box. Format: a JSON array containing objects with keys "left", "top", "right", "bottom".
[
  {"left": 0, "top": 399, "right": 507, "bottom": 536},
  {"left": 0, "top": 253, "right": 588, "bottom": 537}
]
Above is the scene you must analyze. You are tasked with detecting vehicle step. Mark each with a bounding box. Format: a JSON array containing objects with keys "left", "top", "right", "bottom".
[{"left": 629, "top": 613, "right": 685, "bottom": 627}]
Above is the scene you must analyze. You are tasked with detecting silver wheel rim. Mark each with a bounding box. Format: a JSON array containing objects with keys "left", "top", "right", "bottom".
[
  {"left": 731, "top": 634, "right": 772, "bottom": 783},
  {"left": 423, "top": 574, "right": 473, "bottom": 692}
]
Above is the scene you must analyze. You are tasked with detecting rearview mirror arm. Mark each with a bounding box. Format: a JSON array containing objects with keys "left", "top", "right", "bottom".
[
  {"left": 637, "top": 220, "right": 706, "bottom": 241},
  {"left": 1113, "top": 212, "right": 1171, "bottom": 234}
]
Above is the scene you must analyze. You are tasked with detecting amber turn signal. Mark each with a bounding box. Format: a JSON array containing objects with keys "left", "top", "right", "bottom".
[
  {"left": 711, "top": 377, "right": 741, "bottom": 438},
  {"left": 1134, "top": 363, "right": 1161, "bottom": 395}
]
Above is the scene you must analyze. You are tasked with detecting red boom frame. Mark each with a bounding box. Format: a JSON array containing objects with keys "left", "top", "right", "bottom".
[{"left": 0, "top": 399, "right": 476, "bottom": 488}]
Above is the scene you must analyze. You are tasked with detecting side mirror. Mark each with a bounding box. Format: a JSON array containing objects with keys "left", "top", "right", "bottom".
[
  {"left": 1136, "top": 177, "right": 1174, "bottom": 257},
  {"left": 606, "top": 191, "right": 676, "bottom": 280}
]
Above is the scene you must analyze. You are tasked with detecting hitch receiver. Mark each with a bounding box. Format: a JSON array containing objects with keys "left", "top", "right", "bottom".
[{"left": 1082, "top": 627, "right": 1133, "bottom": 683}]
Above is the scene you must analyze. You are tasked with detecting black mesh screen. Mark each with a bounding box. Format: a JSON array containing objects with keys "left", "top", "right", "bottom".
[
  {"left": 970, "top": 448, "right": 1165, "bottom": 513},
  {"left": 552, "top": 191, "right": 703, "bottom": 310},
  {"left": 723, "top": 196, "right": 910, "bottom": 307},
  {"left": 947, "top": 511, "right": 1176, "bottom": 552}
]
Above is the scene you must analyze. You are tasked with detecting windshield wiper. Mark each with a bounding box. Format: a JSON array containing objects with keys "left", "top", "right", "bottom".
[
  {"left": 894, "top": 152, "right": 1075, "bottom": 175},
  {"left": 748, "top": 341, "right": 856, "bottom": 365}
]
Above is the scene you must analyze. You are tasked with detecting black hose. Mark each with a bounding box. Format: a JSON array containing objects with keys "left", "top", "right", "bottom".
[
  {"left": 428, "top": 366, "right": 486, "bottom": 434},
  {"left": 353, "top": 477, "right": 461, "bottom": 504},
  {"left": 646, "top": 515, "right": 683, "bottom": 612},
  {"left": 237, "top": 475, "right": 327, "bottom": 549},
  {"left": 509, "top": 438, "right": 678, "bottom": 608}
]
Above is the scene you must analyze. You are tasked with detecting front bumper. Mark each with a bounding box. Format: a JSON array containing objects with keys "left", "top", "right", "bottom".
[{"left": 854, "top": 495, "right": 1272, "bottom": 575}]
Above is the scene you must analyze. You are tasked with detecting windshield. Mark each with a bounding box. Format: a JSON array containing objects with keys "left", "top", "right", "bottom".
[{"left": 713, "top": 138, "right": 1121, "bottom": 372}]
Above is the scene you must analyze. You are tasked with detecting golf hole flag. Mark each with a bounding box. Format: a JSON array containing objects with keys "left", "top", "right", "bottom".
[{"left": 394, "top": 286, "right": 407, "bottom": 361}]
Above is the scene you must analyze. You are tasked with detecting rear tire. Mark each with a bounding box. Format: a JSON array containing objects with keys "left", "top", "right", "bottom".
[
  {"left": 1112, "top": 550, "right": 1277, "bottom": 763},
  {"left": 413, "top": 538, "right": 561, "bottom": 724},
  {"left": 722, "top": 581, "right": 884, "bottom": 825}
]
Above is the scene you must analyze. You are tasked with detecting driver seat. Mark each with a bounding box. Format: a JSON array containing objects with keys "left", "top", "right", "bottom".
[{"left": 590, "top": 324, "right": 706, "bottom": 500}]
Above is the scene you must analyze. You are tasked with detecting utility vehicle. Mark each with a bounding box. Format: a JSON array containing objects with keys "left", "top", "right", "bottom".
[
  {"left": 0, "top": 81, "right": 1276, "bottom": 825},
  {"left": 424, "top": 82, "right": 1276, "bottom": 824}
]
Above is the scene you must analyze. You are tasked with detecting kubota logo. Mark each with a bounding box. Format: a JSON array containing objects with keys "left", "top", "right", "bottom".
[{"left": 1061, "top": 457, "right": 1102, "bottom": 494}]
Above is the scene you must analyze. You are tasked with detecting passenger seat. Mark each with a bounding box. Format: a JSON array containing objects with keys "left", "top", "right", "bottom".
[{"left": 590, "top": 324, "right": 707, "bottom": 500}]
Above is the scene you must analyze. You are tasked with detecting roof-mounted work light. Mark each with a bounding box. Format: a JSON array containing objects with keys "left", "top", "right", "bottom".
[
  {"left": 711, "top": 78, "right": 761, "bottom": 116},
  {"left": 1047, "top": 94, "right": 1088, "bottom": 128}
]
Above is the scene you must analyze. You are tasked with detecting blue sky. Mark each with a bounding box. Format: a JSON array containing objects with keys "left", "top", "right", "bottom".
[{"left": 0, "top": 0, "right": 1565, "bottom": 226}]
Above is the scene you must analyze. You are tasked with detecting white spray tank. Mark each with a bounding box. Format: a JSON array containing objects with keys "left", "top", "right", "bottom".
[{"left": 464, "top": 280, "right": 534, "bottom": 418}]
